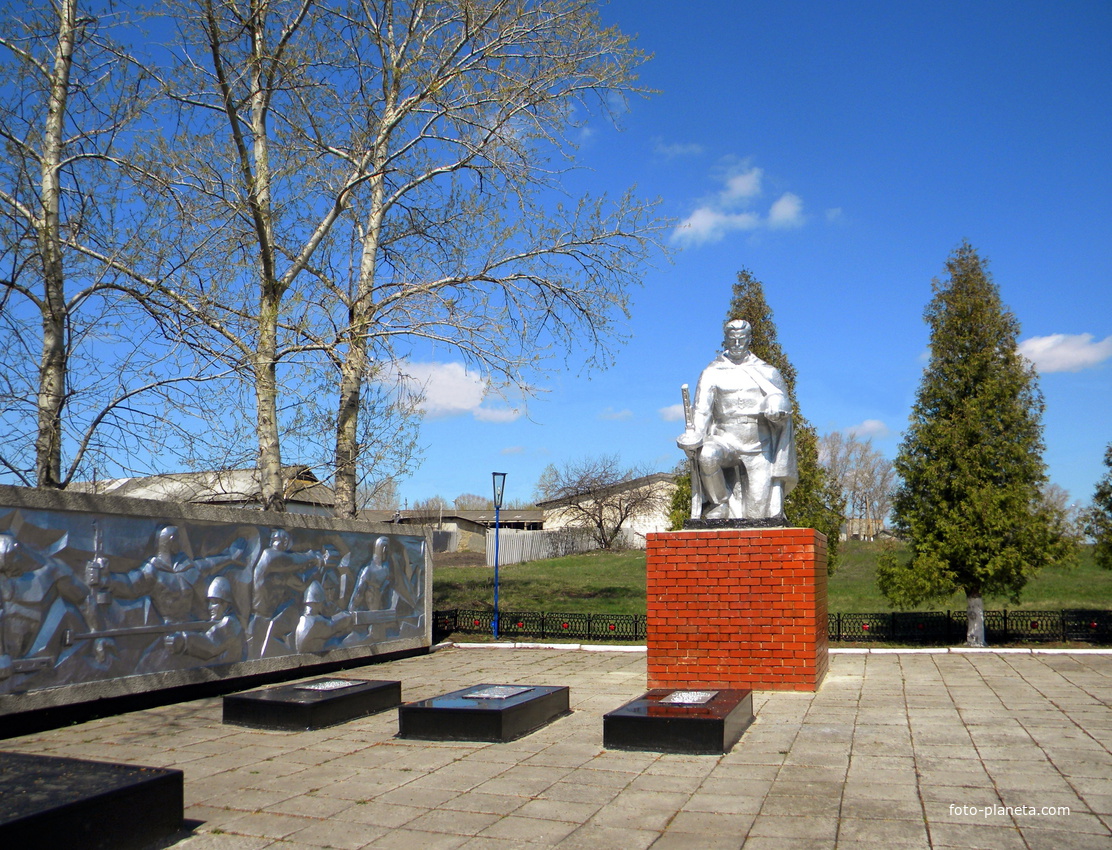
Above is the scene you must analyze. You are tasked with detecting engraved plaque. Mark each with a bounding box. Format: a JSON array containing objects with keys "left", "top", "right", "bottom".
[
  {"left": 293, "top": 679, "right": 360, "bottom": 692},
  {"left": 463, "top": 685, "right": 534, "bottom": 700},
  {"left": 660, "top": 690, "right": 718, "bottom": 706}
]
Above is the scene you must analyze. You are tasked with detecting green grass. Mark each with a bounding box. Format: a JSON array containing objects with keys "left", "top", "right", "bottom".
[
  {"left": 433, "top": 549, "right": 646, "bottom": 615},
  {"left": 829, "top": 540, "right": 1112, "bottom": 611},
  {"left": 434, "top": 542, "right": 1112, "bottom": 615}
]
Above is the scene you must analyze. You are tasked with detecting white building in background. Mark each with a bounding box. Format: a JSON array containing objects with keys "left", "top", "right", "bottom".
[
  {"left": 535, "top": 472, "right": 677, "bottom": 548},
  {"left": 71, "top": 466, "right": 335, "bottom": 516}
]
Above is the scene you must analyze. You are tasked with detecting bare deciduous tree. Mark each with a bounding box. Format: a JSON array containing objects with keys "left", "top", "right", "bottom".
[
  {"left": 155, "top": 0, "right": 661, "bottom": 515},
  {"left": 535, "top": 455, "right": 670, "bottom": 549},
  {"left": 0, "top": 0, "right": 222, "bottom": 488},
  {"left": 321, "top": 1, "right": 664, "bottom": 516},
  {"left": 454, "top": 493, "right": 492, "bottom": 510},
  {"left": 818, "top": 431, "right": 895, "bottom": 539},
  {"left": 2, "top": 1, "right": 663, "bottom": 515}
]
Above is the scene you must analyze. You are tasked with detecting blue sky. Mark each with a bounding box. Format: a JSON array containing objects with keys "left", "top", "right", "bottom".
[{"left": 395, "top": 0, "right": 1112, "bottom": 510}]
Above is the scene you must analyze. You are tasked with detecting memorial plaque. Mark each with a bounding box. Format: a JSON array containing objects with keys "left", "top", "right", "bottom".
[
  {"left": 223, "top": 678, "right": 401, "bottom": 730},
  {"left": 603, "top": 688, "right": 754, "bottom": 754},
  {"left": 0, "top": 751, "right": 182, "bottom": 850},
  {"left": 398, "top": 683, "right": 570, "bottom": 742},
  {"left": 659, "top": 690, "right": 718, "bottom": 705}
]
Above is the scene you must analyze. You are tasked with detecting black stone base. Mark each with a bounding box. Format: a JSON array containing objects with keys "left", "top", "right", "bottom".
[
  {"left": 603, "top": 689, "right": 754, "bottom": 754},
  {"left": 0, "top": 751, "right": 183, "bottom": 850},
  {"left": 683, "top": 516, "right": 788, "bottom": 530},
  {"left": 223, "top": 678, "right": 401, "bottom": 730},
  {"left": 398, "top": 684, "right": 570, "bottom": 742}
]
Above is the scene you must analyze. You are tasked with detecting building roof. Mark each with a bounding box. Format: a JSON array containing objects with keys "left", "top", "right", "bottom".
[
  {"left": 534, "top": 472, "right": 675, "bottom": 510},
  {"left": 70, "top": 466, "right": 335, "bottom": 508},
  {"left": 358, "top": 508, "right": 544, "bottom": 527}
]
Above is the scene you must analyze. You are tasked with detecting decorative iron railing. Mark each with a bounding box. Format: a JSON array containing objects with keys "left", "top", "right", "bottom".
[
  {"left": 434, "top": 609, "right": 646, "bottom": 643},
  {"left": 433, "top": 608, "right": 1112, "bottom": 646}
]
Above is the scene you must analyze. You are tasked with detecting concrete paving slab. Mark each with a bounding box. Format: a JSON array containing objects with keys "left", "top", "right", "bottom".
[{"left": 2, "top": 646, "right": 1111, "bottom": 849}]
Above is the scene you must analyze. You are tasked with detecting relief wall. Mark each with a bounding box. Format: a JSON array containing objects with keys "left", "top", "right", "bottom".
[{"left": 0, "top": 487, "right": 428, "bottom": 705}]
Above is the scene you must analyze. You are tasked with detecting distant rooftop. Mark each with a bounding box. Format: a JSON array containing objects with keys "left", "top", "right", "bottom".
[{"left": 69, "top": 466, "right": 335, "bottom": 511}]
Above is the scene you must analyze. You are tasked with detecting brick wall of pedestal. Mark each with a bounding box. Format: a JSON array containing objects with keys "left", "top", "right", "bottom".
[{"left": 646, "top": 528, "right": 828, "bottom": 692}]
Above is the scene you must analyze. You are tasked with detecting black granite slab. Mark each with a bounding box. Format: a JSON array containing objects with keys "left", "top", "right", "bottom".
[
  {"left": 223, "top": 678, "right": 401, "bottom": 730},
  {"left": 0, "top": 750, "right": 183, "bottom": 850},
  {"left": 398, "top": 684, "right": 570, "bottom": 742},
  {"left": 603, "top": 689, "right": 754, "bottom": 754}
]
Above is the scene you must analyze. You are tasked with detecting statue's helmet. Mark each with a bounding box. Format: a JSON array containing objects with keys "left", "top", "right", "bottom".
[
  {"left": 305, "top": 580, "right": 327, "bottom": 605},
  {"left": 157, "top": 525, "right": 180, "bottom": 550},
  {"left": 374, "top": 536, "right": 389, "bottom": 561},
  {"left": 207, "top": 576, "right": 234, "bottom": 603}
]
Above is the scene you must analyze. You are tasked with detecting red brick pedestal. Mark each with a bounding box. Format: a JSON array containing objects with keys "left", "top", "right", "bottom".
[{"left": 646, "top": 528, "right": 828, "bottom": 692}]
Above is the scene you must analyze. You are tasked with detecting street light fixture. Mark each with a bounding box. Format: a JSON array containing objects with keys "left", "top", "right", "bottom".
[{"left": 491, "top": 472, "right": 507, "bottom": 639}]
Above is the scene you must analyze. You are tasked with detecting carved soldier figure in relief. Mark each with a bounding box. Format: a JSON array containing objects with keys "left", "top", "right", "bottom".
[
  {"left": 678, "top": 319, "right": 798, "bottom": 521},
  {"left": 165, "top": 577, "right": 246, "bottom": 664}
]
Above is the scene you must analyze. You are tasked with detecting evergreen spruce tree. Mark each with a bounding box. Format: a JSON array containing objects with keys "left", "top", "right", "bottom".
[
  {"left": 671, "top": 269, "right": 844, "bottom": 571},
  {"left": 1085, "top": 443, "right": 1112, "bottom": 570},
  {"left": 877, "top": 242, "right": 1074, "bottom": 646}
]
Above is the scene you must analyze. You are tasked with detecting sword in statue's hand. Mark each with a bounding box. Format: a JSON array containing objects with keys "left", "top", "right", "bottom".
[{"left": 678, "top": 384, "right": 703, "bottom": 517}]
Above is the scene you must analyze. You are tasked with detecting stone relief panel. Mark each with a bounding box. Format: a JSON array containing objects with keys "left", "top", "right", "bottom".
[{"left": 0, "top": 506, "right": 426, "bottom": 695}]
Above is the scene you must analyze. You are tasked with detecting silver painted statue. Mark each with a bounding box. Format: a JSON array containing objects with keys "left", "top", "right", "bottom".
[{"left": 678, "top": 319, "right": 798, "bottom": 521}]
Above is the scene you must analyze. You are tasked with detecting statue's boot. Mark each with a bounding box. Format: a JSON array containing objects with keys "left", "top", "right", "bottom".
[{"left": 701, "top": 469, "right": 731, "bottom": 519}]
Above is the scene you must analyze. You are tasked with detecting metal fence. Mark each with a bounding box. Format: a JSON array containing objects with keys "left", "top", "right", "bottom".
[
  {"left": 434, "top": 608, "right": 1112, "bottom": 646},
  {"left": 485, "top": 527, "right": 641, "bottom": 567},
  {"left": 829, "top": 610, "right": 1112, "bottom": 644},
  {"left": 434, "top": 609, "right": 647, "bottom": 642}
]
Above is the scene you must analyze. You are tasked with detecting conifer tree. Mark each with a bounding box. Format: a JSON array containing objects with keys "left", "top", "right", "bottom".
[
  {"left": 728, "top": 269, "right": 844, "bottom": 568},
  {"left": 877, "top": 242, "right": 1074, "bottom": 645},
  {"left": 671, "top": 269, "right": 844, "bottom": 572},
  {"left": 1085, "top": 443, "right": 1112, "bottom": 570}
]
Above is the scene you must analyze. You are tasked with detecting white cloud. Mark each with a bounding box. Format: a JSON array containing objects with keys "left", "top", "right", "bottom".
[
  {"left": 722, "top": 167, "right": 763, "bottom": 202},
  {"left": 474, "top": 407, "right": 522, "bottom": 423},
  {"left": 599, "top": 407, "right": 633, "bottom": 421},
  {"left": 1018, "top": 333, "right": 1112, "bottom": 373},
  {"left": 846, "top": 419, "right": 891, "bottom": 439},
  {"left": 673, "top": 208, "right": 761, "bottom": 246},
  {"left": 653, "top": 138, "right": 704, "bottom": 158},
  {"left": 671, "top": 160, "right": 808, "bottom": 246},
  {"left": 825, "top": 207, "right": 844, "bottom": 223},
  {"left": 380, "top": 360, "right": 521, "bottom": 421},
  {"left": 659, "top": 403, "right": 686, "bottom": 422},
  {"left": 768, "top": 193, "right": 804, "bottom": 228},
  {"left": 501, "top": 446, "right": 525, "bottom": 455}
]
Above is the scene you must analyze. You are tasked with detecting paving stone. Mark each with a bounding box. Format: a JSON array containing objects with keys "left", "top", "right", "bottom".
[
  {"left": 837, "top": 816, "right": 931, "bottom": 846},
  {"left": 651, "top": 833, "right": 744, "bottom": 849},
  {"left": 4, "top": 646, "right": 1112, "bottom": 850},
  {"left": 554, "top": 823, "right": 659, "bottom": 850},
  {"left": 746, "top": 813, "right": 839, "bottom": 840},
  {"left": 477, "top": 813, "right": 580, "bottom": 844},
  {"left": 665, "top": 809, "right": 756, "bottom": 836},
  {"left": 263, "top": 792, "right": 354, "bottom": 818},
  {"left": 215, "top": 810, "right": 315, "bottom": 839},
  {"left": 363, "top": 826, "right": 469, "bottom": 849},
  {"left": 288, "top": 819, "right": 388, "bottom": 849},
  {"left": 335, "top": 800, "right": 426, "bottom": 828}
]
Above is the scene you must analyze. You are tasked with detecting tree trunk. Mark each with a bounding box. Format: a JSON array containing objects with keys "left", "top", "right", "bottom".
[
  {"left": 34, "top": 0, "right": 78, "bottom": 489},
  {"left": 245, "top": 9, "right": 283, "bottom": 512},
  {"left": 254, "top": 291, "right": 284, "bottom": 511},
  {"left": 333, "top": 345, "right": 366, "bottom": 518},
  {"left": 334, "top": 153, "right": 387, "bottom": 519},
  {"left": 965, "top": 592, "right": 986, "bottom": 647}
]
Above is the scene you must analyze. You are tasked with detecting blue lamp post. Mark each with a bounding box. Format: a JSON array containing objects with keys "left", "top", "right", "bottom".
[{"left": 492, "top": 472, "right": 507, "bottom": 640}]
